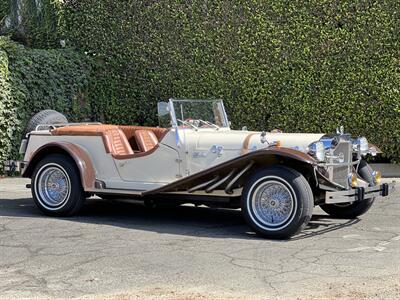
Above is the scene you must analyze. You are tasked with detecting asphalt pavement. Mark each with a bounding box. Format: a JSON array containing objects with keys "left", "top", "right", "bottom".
[{"left": 0, "top": 177, "right": 399, "bottom": 299}]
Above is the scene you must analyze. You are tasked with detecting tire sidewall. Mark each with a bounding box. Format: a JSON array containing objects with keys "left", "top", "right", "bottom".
[
  {"left": 32, "top": 154, "right": 84, "bottom": 216},
  {"left": 241, "top": 166, "right": 313, "bottom": 239}
]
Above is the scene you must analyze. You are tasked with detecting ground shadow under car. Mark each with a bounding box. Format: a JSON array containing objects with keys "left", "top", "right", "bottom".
[{"left": 0, "top": 196, "right": 360, "bottom": 241}]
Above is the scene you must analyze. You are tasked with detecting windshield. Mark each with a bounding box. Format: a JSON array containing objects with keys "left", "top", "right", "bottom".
[{"left": 170, "top": 99, "right": 229, "bottom": 129}]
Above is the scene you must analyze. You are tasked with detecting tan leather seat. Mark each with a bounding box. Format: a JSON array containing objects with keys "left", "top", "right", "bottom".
[
  {"left": 103, "top": 128, "right": 134, "bottom": 156},
  {"left": 135, "top": 129, "right": 158, "bottom": 152},
  {"left": 52, "top": 124, "right": 169, "bottom": 158}
]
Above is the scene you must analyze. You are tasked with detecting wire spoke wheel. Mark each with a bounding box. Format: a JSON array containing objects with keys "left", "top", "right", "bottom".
[
  {"left": 251, "top": 180, "right": 295, "bottom": 227},
  {"left": 32, "top": 154, "right": 85, "bottom": 216},
  {"left": 241, "top": 166, "right": 313, "bottom": 239},
  {"left": 36, "top": 164, "right": 71, "bottom": 210},
  {"left": 37, "top": 166, "right": 70, "bottom": 208}
]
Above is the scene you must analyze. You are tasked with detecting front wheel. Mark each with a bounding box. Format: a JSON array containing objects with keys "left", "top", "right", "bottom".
[
  {"left": 241, "top": 166, "right": 314, "bottom": 239},
  {"left": 32, "top": 154, "right": 85, "bottom": 216}
]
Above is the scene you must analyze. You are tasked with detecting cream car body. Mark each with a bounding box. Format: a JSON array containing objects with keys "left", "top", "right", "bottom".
[{"left": 20, "top": 99, "right": 395, "bottom": 239}]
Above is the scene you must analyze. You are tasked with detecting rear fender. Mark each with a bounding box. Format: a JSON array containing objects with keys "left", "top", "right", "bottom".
[{"left": 22, "top": 142, "right": 96, "bottom": 190}]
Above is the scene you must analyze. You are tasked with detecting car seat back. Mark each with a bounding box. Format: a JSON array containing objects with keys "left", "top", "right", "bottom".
[
  {"left": 103, "top": 128, "right": 134, "bottom": 156},
  {"left": 135, "top": 129, "right": 158, "bottom": 152}
]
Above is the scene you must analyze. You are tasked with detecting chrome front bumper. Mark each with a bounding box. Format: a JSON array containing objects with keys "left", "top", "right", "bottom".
[{"left": 325, "top": 182, "right": 395, "bottom": 204}]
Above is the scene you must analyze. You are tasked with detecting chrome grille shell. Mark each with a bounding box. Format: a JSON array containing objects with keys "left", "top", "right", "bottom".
[{"left": 326, "top": 139, "right": 353, "bottom": 189}]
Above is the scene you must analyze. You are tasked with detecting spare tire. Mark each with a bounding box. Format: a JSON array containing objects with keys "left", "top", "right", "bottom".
[{"left": 25, "top": 110, "right": 68, "bottom": 134}]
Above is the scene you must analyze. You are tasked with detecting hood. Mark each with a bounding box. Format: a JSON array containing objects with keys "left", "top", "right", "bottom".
[{"left": 196, "top": 129, "right": 325, "bottom": 152}]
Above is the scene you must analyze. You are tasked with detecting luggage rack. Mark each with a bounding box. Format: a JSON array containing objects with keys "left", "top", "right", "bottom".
[{"left": 34, "top": 122, "right": 103, "bottom": 131}]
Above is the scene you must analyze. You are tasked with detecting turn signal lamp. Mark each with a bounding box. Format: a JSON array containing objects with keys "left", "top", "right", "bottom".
[
  {"left": 372, "top": 171, "right": 382, "bottom": 185},
  {"left": 348, "top": 173, "right": 358, "bottom": 187}
]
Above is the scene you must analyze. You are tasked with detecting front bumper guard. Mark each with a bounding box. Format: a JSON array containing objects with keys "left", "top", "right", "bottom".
[{"left": 325, "top": 182, "right": 395, "bottom": 204}]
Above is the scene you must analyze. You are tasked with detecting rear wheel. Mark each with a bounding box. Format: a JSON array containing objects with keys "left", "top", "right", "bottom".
[
  {"left": 241, "top": 166, "right": 314, "bottom": 239},
  {"left": 320, "top": 160, "right": 375, "bottom": 218},
  {"left": 31, "top": 154, "right": 85, "bottom": 216}
]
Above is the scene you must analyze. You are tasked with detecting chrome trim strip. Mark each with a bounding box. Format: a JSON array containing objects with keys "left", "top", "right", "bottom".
[{"left": 86, "top": 188, "right": 144, "bottom": 196}]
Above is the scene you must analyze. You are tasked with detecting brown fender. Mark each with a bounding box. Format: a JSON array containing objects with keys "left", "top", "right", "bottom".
[
  {"left": 144, "top": 146, "right": 317, "bottom": 195},
  {"left": 22, "top": 142, "right": 96, "bottom": 190}
]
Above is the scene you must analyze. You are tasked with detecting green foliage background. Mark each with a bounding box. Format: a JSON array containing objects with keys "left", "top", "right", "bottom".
[
  {"left": 0, "top": 0, "right": 63, "bottom": 48},
  {"left": 0, "top": 0, "right": 399, "bottom": 170},
  {"left": 63, "top": 0, "right": 400, "bottom": 161},
  {"left": 21, "top": 0, "right": 63, "bottom": 48},
  {"left": 0, "top": 36, "right": 92, "bottom": 170},
  {"left": 0, "top": 1, "right": 9, "bottom": 21}
]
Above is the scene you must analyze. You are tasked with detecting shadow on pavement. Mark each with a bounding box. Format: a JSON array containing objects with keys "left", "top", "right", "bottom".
[{"left": 0, "top": 196, "right": 360, "bottom": 241}]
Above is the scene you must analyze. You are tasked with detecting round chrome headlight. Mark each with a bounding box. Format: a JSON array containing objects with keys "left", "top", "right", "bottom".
[
  {"left": 308, "top": 141, "right": 326, "bottom": 161},
  {"left": 354, "top": 137, "right": 369, "bottom": 153},
  {"left": 315, "top": 142, "right": 326, "bottom": 161}
]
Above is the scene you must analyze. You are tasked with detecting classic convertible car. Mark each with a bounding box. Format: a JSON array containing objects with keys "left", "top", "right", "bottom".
[{"left": 20, "top": 99, "right": 394, "bottom": 239}]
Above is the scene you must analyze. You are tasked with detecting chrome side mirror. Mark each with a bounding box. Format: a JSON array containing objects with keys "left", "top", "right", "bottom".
[
  {"left": 157, "top": 102, "right": 169, "bottom": 117},
  {"left": 336, "top": 125, "right": 344, "bottom": 135}
]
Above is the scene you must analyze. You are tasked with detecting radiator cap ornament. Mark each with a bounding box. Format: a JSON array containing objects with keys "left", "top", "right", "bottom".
[{"left": 336, "top": 125, "right": 344, "bottom": 135}]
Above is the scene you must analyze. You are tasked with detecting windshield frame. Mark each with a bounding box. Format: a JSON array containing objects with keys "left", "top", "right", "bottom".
[{"left": 168, "top": 99, "right": 230, "bottom": 129}]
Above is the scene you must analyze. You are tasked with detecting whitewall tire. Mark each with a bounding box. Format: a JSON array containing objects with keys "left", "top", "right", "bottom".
[
  {"left": 241, "top": 166, "right": 314, "bottom": 239},
  {"left": 32, "top": 154, "right": 85, "bottom": 216}
]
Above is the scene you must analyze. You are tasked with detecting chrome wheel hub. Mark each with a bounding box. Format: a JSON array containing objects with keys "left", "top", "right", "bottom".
[
  {"left": 251, "top": 180, "right": 295, "bottom": 227},
  {"left": 37, "top": 166, "right": 70, "bottom": 208}
]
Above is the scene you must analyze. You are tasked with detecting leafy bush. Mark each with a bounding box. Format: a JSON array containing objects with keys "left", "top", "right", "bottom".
[
  {"left": 20, "top": 0, "right": 63, "bottom": 48},
  {"left": 0, "top": 39, "right": 17, "bottom": 171},
  {"left": 0, "top": 1, "right": 9, "bottom": 20},
  {"left": 61, "top": 0, "right": 400, "bottom": 161},
  {"left": 0, "top": 0, "right": 63, "bottom": 48},
  {"left": 1, "top": 1, "right": 399, "bottom": 163},
  {"left": 0, "top": 37, "right": 92, "bottom": 171}
]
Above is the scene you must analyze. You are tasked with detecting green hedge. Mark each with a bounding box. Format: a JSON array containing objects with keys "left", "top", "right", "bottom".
[
  {"left": 61, "top": 0, "right": 400, "bottom": 161},
  {"left": 0, "top": 1, "right": 9, "bottom": 20},
  {"left": 0, "top": 38, "right": 16, "bottom": 171},
  {"left": 0, "top": 37, "right": 92, "bottom": 171},
  {"left": 20, "top": 0, "right": 63, "bottom": 48},
  {"left": 1, "top": 1, "right": 400, "bottom": 163},
  {"left": 0, "top": 0, "right": 63, "bottom": 48}
]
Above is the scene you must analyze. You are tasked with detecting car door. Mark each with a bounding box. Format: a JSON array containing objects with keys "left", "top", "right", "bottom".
[{"left": 113, "top": 131, "right": 182, "bottom": 190}]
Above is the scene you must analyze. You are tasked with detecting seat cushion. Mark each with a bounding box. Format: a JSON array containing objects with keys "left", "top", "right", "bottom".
[{"left": 135, "top": 130, "right": 158, "bottom": 152}]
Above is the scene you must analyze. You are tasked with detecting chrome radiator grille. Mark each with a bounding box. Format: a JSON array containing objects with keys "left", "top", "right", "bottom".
[{"left": 328, "top": 141, "right": 353, "bottom": 188}]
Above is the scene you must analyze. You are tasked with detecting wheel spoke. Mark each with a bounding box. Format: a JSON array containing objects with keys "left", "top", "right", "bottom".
[
  {"left": 37, "top": 166, "right": 70, "bottom": 208},
  {"left": 251, "top": 180, "right": 295, "bottom": 227}
]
